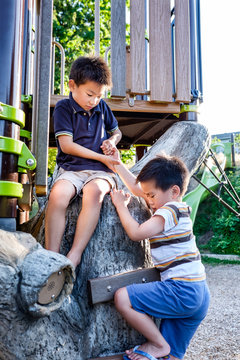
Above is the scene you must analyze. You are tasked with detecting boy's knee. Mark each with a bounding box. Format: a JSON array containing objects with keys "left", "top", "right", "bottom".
[
  {"left": 83, "top": 180, "right": 110, "bottom": 202},
  {"left": 49, "top": 181, "right": 75, "bottom": 208},
  {"left": 114, "top": 287, "right": 130, "bottom": 311}
]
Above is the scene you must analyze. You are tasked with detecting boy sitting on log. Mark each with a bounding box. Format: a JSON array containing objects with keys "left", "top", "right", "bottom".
[
  {"left": 45, "top": 56, "right": 121, "bottom": 268},
  {"left": 110, "top": 154, "right": 210, "bottom": 360}
]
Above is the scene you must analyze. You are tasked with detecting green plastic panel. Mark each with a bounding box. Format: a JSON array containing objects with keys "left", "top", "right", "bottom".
[
  {"left": 0, "top": 102, "right": 25, "bottom": 128},
  {"left": 0, "top": 181, "right": 23, "bottom": 198},
  {"left": 0, "top": 136, "right": 36, "bottom": 170},
  {"left": 20, "top": 129, "right": 32, "bottom": 140},
  {"left": 0, "top": 136, "right": 22, "bottom": 155},
  {"left": 18, "top": 142, "right": 37, "bottom": 170}
]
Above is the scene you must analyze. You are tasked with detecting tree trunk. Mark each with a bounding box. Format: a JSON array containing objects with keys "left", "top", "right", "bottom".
[{"left": 0, "top": 122, "right": 210, "bottom": 359}]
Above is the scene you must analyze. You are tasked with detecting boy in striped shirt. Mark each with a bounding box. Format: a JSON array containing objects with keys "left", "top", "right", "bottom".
[{"left": 110, "top": 154, "right": 210, "bottom": 360}]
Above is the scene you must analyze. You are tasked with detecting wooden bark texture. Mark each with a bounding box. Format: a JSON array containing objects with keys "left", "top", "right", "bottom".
[{"left": 0, "top": 121, "right": 210, "bottom": 359}]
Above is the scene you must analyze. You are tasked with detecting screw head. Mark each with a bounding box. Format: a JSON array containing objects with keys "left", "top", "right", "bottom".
[
  {"left": 107, "top": 285, "right": 112, "bottom": 292},
  {"left": 26, "top": 158, "right": 34, "bottom": 166}
]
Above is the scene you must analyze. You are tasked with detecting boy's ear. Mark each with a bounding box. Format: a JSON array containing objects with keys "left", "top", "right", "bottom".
[
  {"left": 172, "top": 185, "right": 181, "bottom": 198},
  {"left": 69, "top": 79, "right": 76, "bottom": 91}
]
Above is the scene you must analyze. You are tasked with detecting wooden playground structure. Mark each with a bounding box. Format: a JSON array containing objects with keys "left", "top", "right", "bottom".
[
  {"left": 51, "top": 0, "right": 202, "bottom": 150},
  {"left": 0, "top": 0, "right": 202, "bottom": 231}
]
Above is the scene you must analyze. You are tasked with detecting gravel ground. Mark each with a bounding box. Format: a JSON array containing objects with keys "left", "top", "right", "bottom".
[{"left": 184, "top": 264, "right": 240, "bottom": 360}]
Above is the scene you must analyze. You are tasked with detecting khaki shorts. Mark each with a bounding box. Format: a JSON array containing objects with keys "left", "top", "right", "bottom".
[{"left": 54, "top": 167, "right": 117, "bottom": 195}]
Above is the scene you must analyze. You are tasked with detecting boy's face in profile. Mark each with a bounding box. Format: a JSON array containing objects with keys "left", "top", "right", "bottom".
[
  {"left": 140, "top": 180, "right": 180, "bottom": 212},
  {"left": 69, "top": 79, "right": 106, "bottom": 112}
]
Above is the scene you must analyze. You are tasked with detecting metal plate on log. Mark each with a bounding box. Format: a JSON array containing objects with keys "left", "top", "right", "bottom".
[
  {"left": 88, "top": 267, "right": 160, "bottom": 305},
  {"left": 38, "top": 270, "right": 65, "bottom": 305}
]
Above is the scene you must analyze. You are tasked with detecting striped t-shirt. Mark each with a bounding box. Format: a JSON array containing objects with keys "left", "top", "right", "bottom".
[{"left": 150, "top": 201, "right": 206, "bottom": 282}]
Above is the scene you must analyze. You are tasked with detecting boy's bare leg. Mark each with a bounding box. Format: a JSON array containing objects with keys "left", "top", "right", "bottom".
[
  {"left": 114, "top": 287, "right": 171, "bottom": 360},
  {"left": 45, "top": 180, "right": 76, "bottom": 252},
  {"left": 66, "top": 178, "right": 111, "bottom": 267}
]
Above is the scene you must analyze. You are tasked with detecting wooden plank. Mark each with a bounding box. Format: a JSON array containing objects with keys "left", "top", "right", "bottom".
[
  {"left": 88, "top": 267, "right": 160, "bottom": 305},
  {"left": 149, "top": 0, "right": 172, "bottom": 102},
  {"left": 111, "top": 0, "right": 126, "bottom": 97},
  {"left": 50, "top": 95, "right": 180, "bottom": 114},
  {"left": 130, "top": 0, "right": 146, "bottom": 94},
  {"left": 89, "top": 355, "right": 124, "bottom": 360},
  {"left": 175, "top": 0, "right": 191, "bottom": 102}
]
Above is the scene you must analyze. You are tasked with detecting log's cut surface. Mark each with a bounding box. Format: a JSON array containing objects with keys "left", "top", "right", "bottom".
[{"left": 0, "top": 121, "right": 210, "bottom": 359}]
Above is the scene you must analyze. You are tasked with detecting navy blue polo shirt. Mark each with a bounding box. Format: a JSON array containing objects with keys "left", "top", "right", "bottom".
[{"left": 54, "top": 92, "right": 119, "bottom": 172}]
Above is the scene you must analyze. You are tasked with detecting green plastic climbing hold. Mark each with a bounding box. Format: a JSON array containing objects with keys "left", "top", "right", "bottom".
[
  {"left": 0, "top": 181, "right": 23, "bottom": 198},
  {"left": 0, "top": 102, "right": 25, "bottom": 128}
]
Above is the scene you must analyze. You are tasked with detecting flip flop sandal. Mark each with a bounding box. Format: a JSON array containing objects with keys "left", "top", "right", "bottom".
[{"left": 123, "top": 345, "right": 170, "bottom": 360}]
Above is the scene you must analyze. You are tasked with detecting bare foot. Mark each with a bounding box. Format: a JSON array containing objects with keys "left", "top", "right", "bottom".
[{"left": 125, "top": 341, "right": 170, "bottom": 360}]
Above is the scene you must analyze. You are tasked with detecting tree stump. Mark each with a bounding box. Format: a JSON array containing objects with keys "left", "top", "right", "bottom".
[{"left": 0, "top": 121, "right": 210, "bottom": 359}]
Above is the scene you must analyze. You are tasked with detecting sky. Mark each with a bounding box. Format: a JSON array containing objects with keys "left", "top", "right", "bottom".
[{"left": 200, "top": 0, "right": 240, "bottom": 135}]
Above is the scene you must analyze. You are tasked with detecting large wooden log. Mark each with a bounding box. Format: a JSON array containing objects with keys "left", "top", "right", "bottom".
[{"left": 0, "top": 122, "right": 210, "bottom": 359}]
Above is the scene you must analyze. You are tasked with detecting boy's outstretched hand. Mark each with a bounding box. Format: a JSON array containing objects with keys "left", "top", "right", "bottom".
[
  {"left": 101, "top": 139, "right": 116, "bottom": 156},
  {"left": 102, "top": 154, "right": 120, "bottom": 172},
  {"left": 110, "top": 188, "right": 131, "bottom": 208}
]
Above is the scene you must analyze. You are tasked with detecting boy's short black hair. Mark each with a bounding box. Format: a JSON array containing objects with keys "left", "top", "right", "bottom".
[
  {"left": 69, "top": 56, "right": 112, "bottom": 87},
  {"left": 136, "top": 154, "right": 189, "bottom": 196}
]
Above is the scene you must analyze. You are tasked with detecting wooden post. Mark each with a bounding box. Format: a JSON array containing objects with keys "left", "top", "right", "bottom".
[
  {"left": 111, "top": 0, "right": 126, "bottom": 97},
  {"left": 149, "top": 0, "right": 172, "bottom": 102},
  {"left": 175, "top": 0, "right": 191, "bottom": 102},
  {"left": 130, "top": 0, "right": 146, "bottom": 94}
]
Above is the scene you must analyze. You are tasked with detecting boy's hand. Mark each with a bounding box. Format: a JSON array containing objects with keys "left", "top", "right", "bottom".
[
  {"left": 110, "top": 188, "right": 131, "bottom": 208},
  {"left": 111, "top": 147, "right": 121, "bottom": 164},
  {"left": 102, "top": 154, "right": 120, "bottom": 171},
  {"left": 101, "top": 139, "right": 115, "bottom": 156}
]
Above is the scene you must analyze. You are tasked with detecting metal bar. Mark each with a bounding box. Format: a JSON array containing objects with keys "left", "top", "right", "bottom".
[
  {"left": 52, "top": 40, "right": 65, "bottom": 95},
  {"left": 32, "top": 0, "right": 53, "bottom": 196},
  {"left": 196, "top": 0, "right": 203, "bottom": 99},
  {"left": 204, "top": 152, "right": 240, "bottom": 206},
  {"left": 0, "top": 0, "right": 25, "bottom": 230},
  {"left": 144, "top": 0, "right": 148, "bottom": 100},
  {"left": 104, "top": 46, "right": 111, "bottom": 97},
  {"left": 189, "top": 0, "right": 203, "bottom": 100},
  {"left": 209, "top": 149, "right": 240, "bottom": 203},
  {"left": 231, "top": 133, "right": 236, "bottom": 167},
  {"left": 171, "top": 18, "right": 176, "bottom": 100},
  {"left": 203, "top": 158, "right": 240, "bottom": 207},
  {"left": 95, "top": 0, "right": 100, "bottom": 56},
  {"left": 192, "top": 175, "right": 240, "bottom": 217},
  {"left": 51, "top": 38, "right": 56, "bottom": 95}
]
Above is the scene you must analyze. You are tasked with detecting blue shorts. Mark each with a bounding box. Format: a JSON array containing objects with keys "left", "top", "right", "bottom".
[{"left": 127, "top": 279, "right": 210, "bottom": 359}]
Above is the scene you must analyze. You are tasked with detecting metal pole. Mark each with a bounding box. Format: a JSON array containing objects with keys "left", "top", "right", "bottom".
[
  {"left": 32, "top": 0, "right": 53, "bottom": 196},
  {"left": 52, "top": 40, "right": 65, "bottom": 95},
  {"left": 231, "top": 133, "right": 236, "bottom": 167},
  {"left": 0, "top": 0, "right": 25, "bottom": 231},
  {"left": 95, "top": 0, "right": 100, "bottom": 56}
]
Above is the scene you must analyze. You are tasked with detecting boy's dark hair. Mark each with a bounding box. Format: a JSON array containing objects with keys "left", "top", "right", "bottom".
[
  {"left": 136, "top": 154, "right": 189, "bottom": 196},
  {"left": 69, "top": 56, "right": 112, "bottom": 87}
]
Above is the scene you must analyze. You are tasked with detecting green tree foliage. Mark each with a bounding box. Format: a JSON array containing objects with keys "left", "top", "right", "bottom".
[
  {"left": 48, "top": 148, "right": 58, "bottom": 176},
  {"left": 194, "top": 169, "right": 240, "bottom": 255}
]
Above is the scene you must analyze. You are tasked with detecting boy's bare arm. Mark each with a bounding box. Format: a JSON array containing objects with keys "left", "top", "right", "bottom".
[
  {"left": 101, "top": 128, "right": 122, "bottom": 155},
  {"left": 109, "top": 128, "right": 122, "bottom": 145},
  {"left": 110, "top": 189, "right": 164, "bottom": 241},
  {"left": 114, "top": 161, "right": 145, "bottom": 198},
  {"left": 58, "top": 135, "right": 120, "bottom": 170}
]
